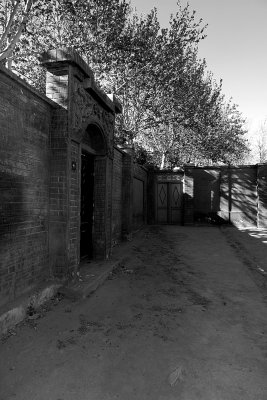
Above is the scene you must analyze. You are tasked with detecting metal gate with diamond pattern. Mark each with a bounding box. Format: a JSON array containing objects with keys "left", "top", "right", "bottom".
[{"left": 157, "top": 182, "right": 182, "bottom": 224}]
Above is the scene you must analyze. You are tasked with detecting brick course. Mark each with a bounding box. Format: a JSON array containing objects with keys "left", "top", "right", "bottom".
[
  {"left": 0, "top": 66, "right": 53, "bottom": 306},
  {"left": 133, "top": 163, "right": 147, "bottom": 230},
  {"left": 112, "top": 148, "right": 123, "bottom": 243}
]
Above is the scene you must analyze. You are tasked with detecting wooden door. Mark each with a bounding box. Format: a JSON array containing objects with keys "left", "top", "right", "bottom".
[
  {"left": 156, "top": 182, "right": 182, "bottom": 224},
  {"left": 169, "top": 182, "right": 182, "bottom": 224},
  {"left": 157, "top": 183, "right": 168, "bottom": 223}
]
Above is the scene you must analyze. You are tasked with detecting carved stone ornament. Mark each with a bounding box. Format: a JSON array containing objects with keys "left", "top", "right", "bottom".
[{"left": 71, "top": 80, "right": 115, "bottom": 157}]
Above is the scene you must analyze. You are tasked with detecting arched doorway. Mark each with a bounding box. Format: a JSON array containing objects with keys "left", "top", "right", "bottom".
[{"left": 80, "top": 123, "right": 107, "bottom": 259}]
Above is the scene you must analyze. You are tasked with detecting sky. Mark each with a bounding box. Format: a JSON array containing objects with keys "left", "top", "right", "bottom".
[{"left": 130, "top": 0, "right": 267, "bottom": 134}]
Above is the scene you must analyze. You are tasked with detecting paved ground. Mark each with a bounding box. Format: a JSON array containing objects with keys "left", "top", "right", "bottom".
[{"left": 1, "top": 226, "right": 267, "bottom": 400}]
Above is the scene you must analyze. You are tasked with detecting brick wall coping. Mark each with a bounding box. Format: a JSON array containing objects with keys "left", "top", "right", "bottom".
[
  {"left": 184, "top": 164, "right": 258, "bottom": 170},
  {"left": 133, "top": 162, "right": 148, "bottom": 173},
  {"left": 0, "top": 65, "right": 58, "bottom": 108},
  {"left": 114, "top": 145, "right": 126, "bottom": 155},
  {"left": 41, "top": 48, "right": 122, "bottom": 114},
  {"left": 155, "top": 169, "right": 183, "bottom": 174},
  {"left": 114, "top": 146, "right": 147, "bottom": 172}
]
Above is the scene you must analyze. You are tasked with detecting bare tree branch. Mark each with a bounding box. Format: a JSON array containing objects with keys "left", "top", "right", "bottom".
[
  {"left": 0, "top": 0, "right": 21, "bottom": 46},
  {"left": 0, "top": 0, "right": 33, "bottom": 62}
]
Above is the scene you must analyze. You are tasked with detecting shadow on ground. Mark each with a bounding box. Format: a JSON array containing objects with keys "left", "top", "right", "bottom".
[{"left": 221, "top": 226, "right": 267, "bottom": 297}]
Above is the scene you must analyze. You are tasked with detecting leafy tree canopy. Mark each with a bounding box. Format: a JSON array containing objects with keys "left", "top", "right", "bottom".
[{"left": 0, "top": 0, "right": 248, "bottom": 167}]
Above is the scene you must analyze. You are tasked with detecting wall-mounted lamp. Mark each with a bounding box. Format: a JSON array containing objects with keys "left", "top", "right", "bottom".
[{"left": 71, "top": 161, "right": 77, "bottom": 171}]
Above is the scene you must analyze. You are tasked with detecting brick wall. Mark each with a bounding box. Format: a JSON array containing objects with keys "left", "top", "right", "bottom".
[
  {"left": 93, "top": 157, "right": 107, "bottom": 258},
  {"left": 112, "top": 148, "right": 123, "bottom": 243},
  {"left": 68, "top": 140, "right": 80, "bottom": 271},
  {"left": 105, "top": 157, "right": 113, "bottom": 258},
  {"left": 133, "top": 163, "right": 147, "bottom": 230},
  {"left": 121, "top": 149, "right": 134, "bottom": 237},
  {"left": 48, "top": 107, "right": 69, "bottom": 278},
  {"left": 0, "top": 66, "right": 54, "bottom": 306},
  {"left": 147, "top": 170, "right": 156, "bottom": 224},
  {"left": 0, "top": 50, "right": 148, "bottom": 308},
  {"left": 111, "top": 149, "right": 148, "bottom": 242}
]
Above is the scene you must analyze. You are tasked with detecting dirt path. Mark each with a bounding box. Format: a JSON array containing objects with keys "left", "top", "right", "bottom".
[{"left": 1, "top": 226, "right": 267, "bottom": 400}]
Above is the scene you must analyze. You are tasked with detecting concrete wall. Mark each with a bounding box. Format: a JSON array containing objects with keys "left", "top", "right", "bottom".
[
  {"left": 193, "top": 168, "right": 220, "bottom": 219},
  {"left": 184, "top": 165, "right": 264, "bottom": 228},
  {"left": 0, "top": 66, "right": 55, "bottom": 306},
  {"left": 220, "top": 167, "right": 257, "bottom": 227},
  {"left": 257, "top": 164, "right": 267, "bottom": 228}
]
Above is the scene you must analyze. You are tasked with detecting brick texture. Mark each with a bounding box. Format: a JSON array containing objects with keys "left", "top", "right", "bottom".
[
  {"left": 48, "top": 107, "right": 69, "bottom": 278},
  {"left": 0, "top": 52, "right": 150, "bottom": 309},
  {"left": 0, "top": 67, "right": 53, "bottom": 306},
  {"left": 68, "top": 140, "right": 80, "bottom": 271},
  {"left": 133, "top": 163, "right": 147, "bottom": 230},
  {"left": 112, "top": 148, "right": 123, "bottom": 243},
  {"left": 121, "top": 149, "right": 134, "bottom": 237}
]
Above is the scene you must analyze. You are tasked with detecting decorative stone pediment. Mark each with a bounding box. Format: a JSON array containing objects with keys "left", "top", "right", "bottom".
[
  {"left": 71, "top": 80, "right": 114, "bottom": 158},
  {"left": 41, "top": 48, "right": 121, "bottom": 158}
]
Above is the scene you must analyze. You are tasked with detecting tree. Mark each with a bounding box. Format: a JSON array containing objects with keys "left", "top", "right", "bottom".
[
  {"left": 256, "top": 119, "right": 267, "bottom": 163},
  {"left": 0, "top": 0, "right": 34, "bottom": 65},
  {"left": 0, "top": 0, "right": 248, "bottom": 167},
  {"left": 2, "top": 0, "right": 132, "bottom": 90},
  {"left": 114, "top": 6, "right": 208, "bottom": 144},
  {"left": 245, "top": 119, "right": 267, "bottom": 164}
]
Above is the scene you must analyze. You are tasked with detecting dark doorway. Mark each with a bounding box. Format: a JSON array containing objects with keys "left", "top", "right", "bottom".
[{"left": 80, "top": 151, "right": 95, "bottom": 259}]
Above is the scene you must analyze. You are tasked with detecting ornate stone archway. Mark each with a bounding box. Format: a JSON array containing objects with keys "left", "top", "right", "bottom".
[
  {"left": 41, "top": 48, "right": 121, "bottom": 276},
  {"left": 71, "top": 80, "right": 115, "bottom": 159}
]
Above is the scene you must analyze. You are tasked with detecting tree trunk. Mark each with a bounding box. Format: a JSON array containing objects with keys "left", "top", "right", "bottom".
[{"left": 160, "top": 153, "right": 166, "bottom": 170}]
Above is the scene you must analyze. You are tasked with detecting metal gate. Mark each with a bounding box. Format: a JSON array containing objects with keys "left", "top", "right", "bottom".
[{"left": 157, "top": 182, "right": 183, "bottom": 224}]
